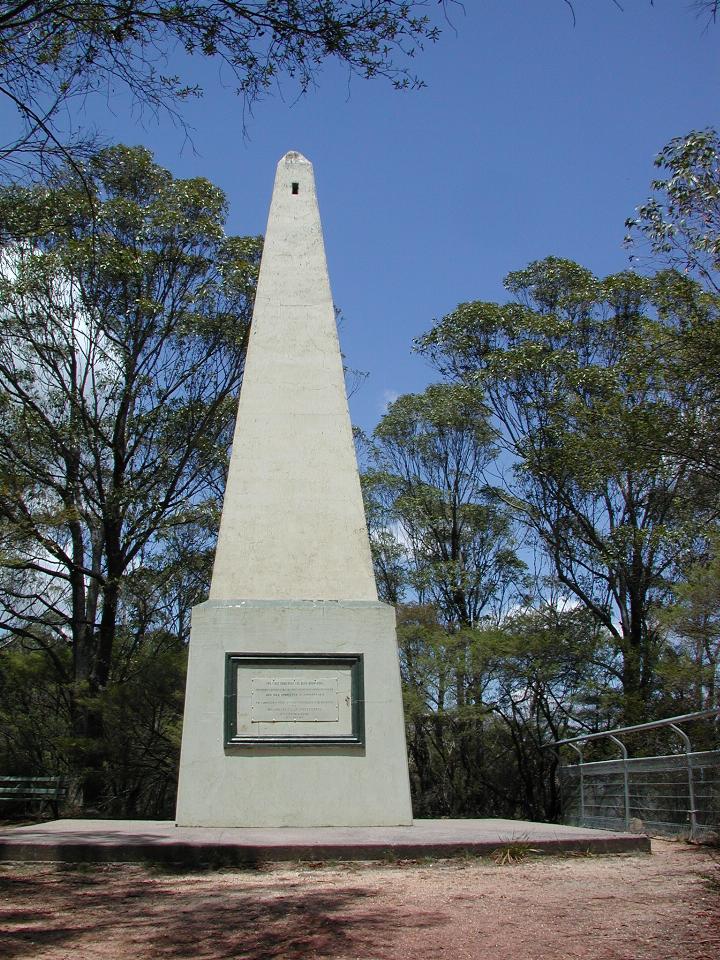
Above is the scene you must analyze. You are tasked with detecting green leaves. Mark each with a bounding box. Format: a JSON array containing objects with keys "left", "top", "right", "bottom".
[
  {"left": 417, "top": 255, "right": 720, "bottom": 719},
  {"left": 0, "top": 143, "right": 260, "bottom": 679},
  {"left": 626, "top": 128, "right": 720, "bottom": 295},
  {"left": 366, "top": 381, "right": 525, "bottom": 627},
  {"left": 0, "top": 3, "right": 446, "bottom": 179},
  {"left": 0, "top": 142, "right": 264, "bottom": 810},
  {"left": 376, "top": 382, "right": 493, "bottom": 446}
]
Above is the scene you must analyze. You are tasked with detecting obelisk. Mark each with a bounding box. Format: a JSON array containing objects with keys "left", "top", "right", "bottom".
[{"left": 175, "top": 152, "right": 412, "bottom": 827}]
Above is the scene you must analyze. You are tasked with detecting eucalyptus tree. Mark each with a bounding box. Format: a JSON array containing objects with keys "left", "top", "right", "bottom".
[
  {"left": 626, "top": 128, "right": 720, "bottom": 489},
  {"left": 367, "top": 382, "right": 525, "bottom": 628},
  {"left": 394, "top": 599, "right": 617, "bottom": 820},
  {"left": 659, "top": 536, "right": 720, "bottom": 713},
  {"left": 365, "top": 383, "right": 527, "bottom": 814},
  {"left": 417, "top": 258, "right": 714, "bottom": 721},
  {"left": 0, "top": 145, "right": 260, "bottom": 801},
  {"left": 622, "top": 129, "right": 720, "bottom": 713},
  {"left": 627, "top": 128, "right": 720, "bottom": 294},
  {"left": 480, "top": 604, "right": 621, "bottom": 820}
]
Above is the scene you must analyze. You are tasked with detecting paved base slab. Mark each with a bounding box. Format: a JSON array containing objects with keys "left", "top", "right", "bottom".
[{"left": 0, "top": 818, "right": 650, "bottom": 864}]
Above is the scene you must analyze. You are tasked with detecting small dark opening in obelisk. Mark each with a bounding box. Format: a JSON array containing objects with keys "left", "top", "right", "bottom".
[{"left": 291, "top": 182, "right": 299, "bottom": 195}]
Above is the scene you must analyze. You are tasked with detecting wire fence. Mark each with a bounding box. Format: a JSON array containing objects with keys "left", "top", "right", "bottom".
[{"left": 551, "top": 709, "right": 720, "bottom": 841}]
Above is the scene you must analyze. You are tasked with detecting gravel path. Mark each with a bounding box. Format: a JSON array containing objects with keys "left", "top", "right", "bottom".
[{"left": 0, "top": 840, "right": 718, "bottom": 959}]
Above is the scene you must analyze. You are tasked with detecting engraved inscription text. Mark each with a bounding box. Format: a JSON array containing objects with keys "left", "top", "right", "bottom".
[{"left": 250, "top": 676, "right": 339, "bottom": 722}]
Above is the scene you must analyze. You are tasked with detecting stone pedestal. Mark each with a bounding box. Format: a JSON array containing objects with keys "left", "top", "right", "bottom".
[{"left": 176, "top": 600, "right": 412, "bottom": 827}]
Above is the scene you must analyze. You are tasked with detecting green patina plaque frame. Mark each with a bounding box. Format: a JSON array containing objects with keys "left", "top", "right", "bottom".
[{"left": 224, "top": 653, "right": 365, "bottom": 747}]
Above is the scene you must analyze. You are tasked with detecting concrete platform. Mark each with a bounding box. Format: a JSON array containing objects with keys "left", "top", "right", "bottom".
[{"left": 0, "top": 818, "right": 650, "bottom": 864}]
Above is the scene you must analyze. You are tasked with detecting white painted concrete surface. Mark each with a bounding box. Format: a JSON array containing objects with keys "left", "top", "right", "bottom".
[
  {"left": 175, "top": 601, "right": 413, "bottom": 827},
  {"left": 176, "top": 153, "right": 412, "bottom": 827},
  {"left": 210, "top": 151, "right": 376, "bottom": 601}
]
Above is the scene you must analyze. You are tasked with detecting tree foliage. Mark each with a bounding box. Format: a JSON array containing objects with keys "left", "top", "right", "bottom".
[
  {"left": 0, "top": 1, "right": 447, "bottom": 176},
  {"left": 397, "top": 601, "right": 616, "bottom": 820},
  {"left": 625, "top": 128, "right": 720, "bottom": 487},
  {"left": 417, "top": 258, "right": 717, "bottom": 721},
  {"left": 626, "top": 128, "right": 720, "bottom": 295},
  {"left": 365, "top": 383, "right": 526, "bottom": 626},
  {"left": 399, "top": 129, "right": 720, "bottom": 812},
  {"left": 0, "top": 144, "right": 260, "bottom": 803},
  {"left": 4, "top": 128, "right": 720, "bottom": 823},
  {"left": 659, "top": 536, "right": 720, "bottom": 714}
]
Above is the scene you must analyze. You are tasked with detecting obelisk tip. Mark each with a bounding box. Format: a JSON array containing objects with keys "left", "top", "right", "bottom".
[{"left": 279, "top": 150, "right": 311, "bottom": 166}]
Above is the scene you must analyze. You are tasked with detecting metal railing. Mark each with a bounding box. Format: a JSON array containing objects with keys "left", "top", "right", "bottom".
[{"left": 550, "top": 708, "right": 720, "bottom": 841}]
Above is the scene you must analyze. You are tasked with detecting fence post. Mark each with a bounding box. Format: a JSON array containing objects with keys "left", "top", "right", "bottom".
[
  {"left": 608, "top": 734, "right": 630, "bottom": 830},
  {"left": 669, "top": 723, "right": 698, "bottom": 842}
]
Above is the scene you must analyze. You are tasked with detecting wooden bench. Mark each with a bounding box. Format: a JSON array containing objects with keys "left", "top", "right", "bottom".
[{"left": 0, "top": 776, "right": 68, "bottom": 818}]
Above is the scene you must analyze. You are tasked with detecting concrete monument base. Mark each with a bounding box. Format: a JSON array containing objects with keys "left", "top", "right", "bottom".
[
  {"left": 0, "top": 819, "right": 651, "bottom": 864},
  {"left": 175, "top": 600, "right": 413, "bottom": 828}
]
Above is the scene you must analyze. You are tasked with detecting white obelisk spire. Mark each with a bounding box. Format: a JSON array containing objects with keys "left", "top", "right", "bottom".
[{"left": 210, "top": 151, "right": 377, "bottom": 602}]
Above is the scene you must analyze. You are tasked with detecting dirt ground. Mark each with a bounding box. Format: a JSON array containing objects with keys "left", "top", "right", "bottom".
[{"left": 0, "top": 840, "right": 718, "bottom": 960}]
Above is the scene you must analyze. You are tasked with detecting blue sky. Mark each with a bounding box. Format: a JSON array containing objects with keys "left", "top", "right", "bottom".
[{"left": 17, "top": 2, "right": 720, "bottom": 431}]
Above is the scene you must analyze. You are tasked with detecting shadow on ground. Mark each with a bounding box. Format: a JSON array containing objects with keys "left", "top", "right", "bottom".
[{"left": 0, "top": 864, "right": 445, "bottom": 959}]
